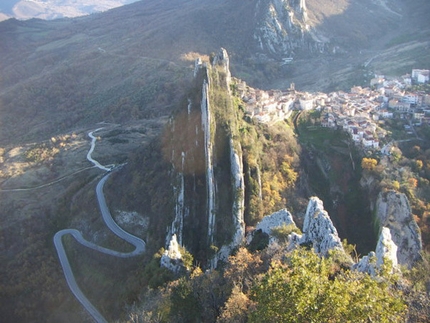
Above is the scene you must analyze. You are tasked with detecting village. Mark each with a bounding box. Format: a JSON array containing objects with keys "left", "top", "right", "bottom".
[{"left": 236, "top": 68, "right": 430, "bottom": 152}]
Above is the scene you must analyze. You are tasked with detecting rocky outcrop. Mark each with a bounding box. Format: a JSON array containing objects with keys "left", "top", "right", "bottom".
[
  {"left": 247, "top": 192, "right": 414, "bottom": 275},
  {"left": 248, "top": 197, "right": 342, "bottom": 255},
  {"left": 212, "top": 48, "right": 231, "bottom": 87},
  {"left": 229, "top": 139, "right": 245, "bottom": 247},
  {"left": 166, "top": 152, "right": 186, "bottom": 247},
  {"left": 375, "top": 227, "right": 398, "bottom": 269},
  {"left": 257, "top": 208, "right": 295, "bottom": 235},
  {"left": 213, "top": 140, "right": 246, "bottom": 267},
  {"left": 354, "top": 227, "right": 398, "bottom": 275},
  {"left": 254, "top": 0, "right": 327, "bottom": 57},
  {"left": 245, "top": 185, "right": 423, "bottom": 276},
  {"left": 247, "top": 208, "right": 296, "bottom": 245},
  {"left": 375, "top": 191, "right": 422, "bottom": 268},
  {"left": 298, "top": 196, "right": 344, "bottom": 255},
  {"left": 160, "top": 234, "right": 184, "bottom": 274}
]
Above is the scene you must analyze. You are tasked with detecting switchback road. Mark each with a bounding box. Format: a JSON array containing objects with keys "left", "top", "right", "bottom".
[{"left": 54, "top": 129, "right": 145, "bottom": 323}]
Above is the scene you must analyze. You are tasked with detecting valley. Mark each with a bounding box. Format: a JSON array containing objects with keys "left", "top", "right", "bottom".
[{"left": 0, "top": 0, "right": 430, "bottom": 321}]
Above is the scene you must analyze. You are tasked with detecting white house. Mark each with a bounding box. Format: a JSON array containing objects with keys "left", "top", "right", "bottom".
[
  {"left": 402, "top": 94, "right": 418, "bottom": 104},
  {"left": 412, "top": 69, "right": 429, "bottom": 84},
  {"left": 299, "top": 98, "right": 314, "bottom": 110}
]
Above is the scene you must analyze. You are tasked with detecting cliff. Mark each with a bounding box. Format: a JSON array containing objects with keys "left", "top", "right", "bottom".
[
  {"left": 162, "top": 49, "right": 245, "bottom": 269},
  {"left": 254, "top": 0, "right": 328, "bottom": 57},
  {"left": 354, "top": 227, "right": 399, "bottom": 275},
  {"left": 299, "top": 196, "right": 344, "bottom": 255},
  {"left": 375, "top": 190, "right": 422, "bottom": 268}
]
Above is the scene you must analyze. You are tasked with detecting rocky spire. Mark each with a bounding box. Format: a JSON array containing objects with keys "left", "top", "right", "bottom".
[
  {"left": 299, "top": 0, "right": 307, "bottom": 21},
  {"left": 212, "top": 47, "right": 231, "bottom": 87},
  {"left": 248, "top": 197, "right": 343, "bottom": 256},
  {"left": 354, "top": 227, "right": 398, "bottom": 275},
  {"left": 299, "top": 197, "right": 344, "bottom": 255},
  {"left": 299, "top": 0, "right": 306, "bottom": 12},
  {"left": 160, "top": 234, "right": 183, "bottom": 273},
  {"left": 375, "top": 191, "right": 422, "bottom": 268}
]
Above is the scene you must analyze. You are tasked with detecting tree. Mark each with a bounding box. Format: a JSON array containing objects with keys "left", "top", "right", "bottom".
[
  {"left": 392, "top": 180, "right": 400, "bottom": 191},
  {"left": 169, "top": 277, "right": 201, "bottom": 323},
  {"left": 224, "top": 248, "right": 263, "bottom": 292},
  {"left": 217, "top": 285, "right": 251, "bottom": 323},
  {"left": 361, "top": 157, "right": 378, "bottom": 172},
  {"left": 415, "top": 159, "right": 423, "bottom": 171},
  {"left": 249, "top": 248, "right": 406, "bottom": 323}
]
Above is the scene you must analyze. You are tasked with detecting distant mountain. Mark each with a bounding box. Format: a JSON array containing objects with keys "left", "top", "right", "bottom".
[
  {"left": 0, "top": 0, "right": 140, "bottom": 21},
  {"left": 0, "top": 0, "right": 429, "bottom": 145}
]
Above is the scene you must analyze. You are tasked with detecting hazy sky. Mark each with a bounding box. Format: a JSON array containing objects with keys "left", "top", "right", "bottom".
[
  {"left": 0, "top": 0, "right": 140, "bottom": 20},
  {"left": 0, "top": 0, "right": 18, "bottom": 15}
]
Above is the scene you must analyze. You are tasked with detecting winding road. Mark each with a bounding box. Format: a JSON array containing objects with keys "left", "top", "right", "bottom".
[{"left": 54, "top": 128, "right": 145, "bottom": 323}]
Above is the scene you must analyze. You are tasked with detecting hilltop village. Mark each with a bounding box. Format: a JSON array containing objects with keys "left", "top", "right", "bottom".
[{"left": 236, "top": 69, "right": 430, "bottom": 152}]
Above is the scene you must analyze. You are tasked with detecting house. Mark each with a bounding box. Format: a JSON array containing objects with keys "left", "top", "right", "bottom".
[
  {"left": 402, "top": 74, "right": 412, "bottom": 86},
  {"left": 362, "top": 131, "right": 378, "bottom": 148},
  {"left": 351, "top": 86, "right": 363, "bottom": 94},
  {"left": 412, "top": 69, "right": 429, "bottom": 84},
  {"left": 350, "top": 127, "right": 360, "bottom": 142},
  {"left": 388, "top": 99, "right": 412, "bottom": 112},
  {"left": 402, "top": 94, "right": 418, "bottom": 104},
  {"left": 299, "top": 97, "right": 314, "bottom": 110},
  {"left": 321, "top": 113, "right": 336, "bottom": 128},
  {"left": 413, "top": 109, "right": 425, "bottom": 121},
  {"left": 370, "top": 77, "right": 384, "bottom": 87},
  {"left": 378, "top": 109, "right": 394, "bottom": 119}
]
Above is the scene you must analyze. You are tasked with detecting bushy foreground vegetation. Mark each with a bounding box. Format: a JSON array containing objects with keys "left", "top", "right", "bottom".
[{"left": 122, "top": 246, "right": 428, "bottom": 323}]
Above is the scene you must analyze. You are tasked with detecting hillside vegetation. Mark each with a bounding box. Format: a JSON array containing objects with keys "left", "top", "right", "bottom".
[
  {"left": 0, "top": 0, "right": 430, "bottom": 322},
  {"left": 123, "top": 246, "right": 425, "bottom": 322}
]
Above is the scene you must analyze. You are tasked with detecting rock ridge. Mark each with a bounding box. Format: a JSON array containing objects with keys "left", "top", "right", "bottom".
[{"left": 249, "top": 195, "right": 412, "bottom": 274}]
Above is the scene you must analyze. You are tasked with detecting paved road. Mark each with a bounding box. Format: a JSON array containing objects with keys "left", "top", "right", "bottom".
[
  {"left": 54, "top": 129, "right": 145, "bottom": 323},
  {"left": 87, "top": 129, "right": 112, "bottom": 172}
]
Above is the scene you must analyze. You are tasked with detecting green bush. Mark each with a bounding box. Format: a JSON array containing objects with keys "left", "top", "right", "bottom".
[{"left": 249, "top": 248, "right": 406, "bottom": 323}]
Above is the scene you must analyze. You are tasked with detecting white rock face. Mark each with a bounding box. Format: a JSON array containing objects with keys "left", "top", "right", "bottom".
[
  {"left": 354, "top": 251, "right": 377, "bottom": 276},
  {"left": 299, "top": 197, "right": 344, "bottom": 255},
  {"left": 246, "top": 208, "right": 297, "bottom": 246},
  {"left": 254, "top": 0, "right": 325, "bottom": 57},
  {"left": 354, "top": 227, "right": 398, "bottom": 274},
  {"left": 212, "top": 48, "right": 231, "bottom": 87},
  {"left": 229, "top": 139, "right": 245, "bottom": 247},
  {"left": 160, "top": 234, "right": 183, "bottom": 273},
  {"left": 375, "top": 227, "right": 398, "bottom": 269},
  {"left": 256, "top": 208, "right": 295, "bottom": 235},
  {"left": 194, "top": 58, "right": 203, "bottom": 77},
  {"left": 212, "top": 140, "right": 247, "bottom": 268},
  {"left": 167, "top": 152, "right": 185, "bottom": 247},
  {"left": 248, "top": 197, "right": 342, "bottom": 255},
  {"left": 376, "top": 191, "right": 422, "bottom": 267},
  {"left": 201, "top": 80, "right": 216, "bottom": 244}
]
